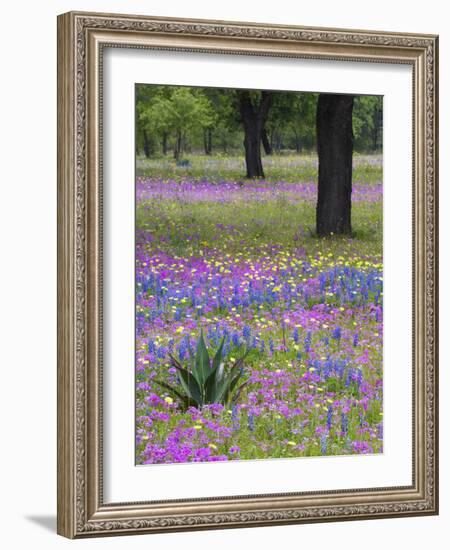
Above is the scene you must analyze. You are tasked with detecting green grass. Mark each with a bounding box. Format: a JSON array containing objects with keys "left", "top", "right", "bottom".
[
  {"left": 137, "top": 191, "right": 382, "bottom": 262},
  {"left": 136, "top": 153, "right": 382, "bottom": 184}
]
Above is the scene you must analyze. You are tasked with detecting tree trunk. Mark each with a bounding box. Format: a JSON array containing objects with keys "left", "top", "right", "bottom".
[
  {"left": 207, "top": 128, "right": 212, "bottom": 154},
  {"left": 203, "top": 128, "right": 212, "bottom": 155},
  {"left": 261, "top": 128, "right": 272, "bottom": 155},
  {"left": 162, "top": 133, "right": 168, "bottom": 155},
  {"left": 143, "top": 130, "right": 151, "bottom": 158},
  {"left": 239, "top": 91, "right": 273, "bottom": 178},
  {"left": 316, "top": 94, "right": 354, "bottom": 236},
  {"left": 243, "top": 129, "right": 264, "bottom": 177},
  {"left": 173, "top": 131, "right": 182, "bottom": 160}
]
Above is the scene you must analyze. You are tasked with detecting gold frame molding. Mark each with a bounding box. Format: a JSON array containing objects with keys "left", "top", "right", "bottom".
[{"left": 57, "top": 11, "right": 439, "bottom": 539}]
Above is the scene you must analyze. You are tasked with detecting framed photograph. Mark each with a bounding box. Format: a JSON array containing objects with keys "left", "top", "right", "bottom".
[{"left": 57, "top": 11, "right": 439, "bottom": 538}]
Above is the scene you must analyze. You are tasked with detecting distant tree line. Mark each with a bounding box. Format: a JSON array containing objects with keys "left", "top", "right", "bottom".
[{"left": 136, "top": 85, "right": 382, "bottom": 163}]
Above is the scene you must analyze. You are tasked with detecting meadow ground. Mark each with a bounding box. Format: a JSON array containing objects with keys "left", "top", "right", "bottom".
[{"left": 135, "top": 154, "right": 383, "bottom": 464}]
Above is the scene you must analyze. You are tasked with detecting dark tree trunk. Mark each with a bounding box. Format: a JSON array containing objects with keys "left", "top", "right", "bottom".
[
  {"left": 243, "top": 129, "right": 264, "bottom": 178},
  {"left": 239, "top": 91, "right": 273, "bottom": 178},
  {"left": 207, "top": 128, "right": 212, "bottom": 154},
  {"left": 143, "top": 130, "right": 151, "bottom": 158},
  {"left": 261, "top": 128, "right": 272, "bottom": 155},
  {"left": 203, "top": 128, "right": 212, "bottom": 155},
  {"left": 316, "top": 94, "right": 354, "bottom": 236},
  {"left": 162, "top": 132, "right": 168, "bottom": 155},
  {"left": 173, "top": 131, "right": 182, "bottom": 160}
]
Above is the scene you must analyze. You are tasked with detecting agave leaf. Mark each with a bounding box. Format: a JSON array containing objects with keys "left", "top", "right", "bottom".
[
  {"left": 152, "top": 379, "right": 192, "bottom": 409},
  {"left": 216, "top": 351, "right": 249, "bottom": 383},
  {"left": 231, "top": 379, "right": 251, "bottom": 405},
  {"left": 211, "top": 336, "right": 225, "bottom": 373},
  {"left": 163, "top": 335, "right": 249, "bottom": 409},
  {"left": 213, "top": 378, "right": 232, "bottom": 404},
  {"left": 230, "top": 349, "right": 250, "bottom": 370},
  {"left": 205, "top": 361, "right": 225, "bottom": 402},
  {"left": 206, "top": 362, "right": 224, "bottom": 403},
  {"left": 213, "top": 367, "right": 241, "bottom": 404},
  {"left": 223, "top": 371, "right": 245, "bottom": 404},
  {"left": 229, "top": 371, "right": 244, "bottom": 394},
  {"left": 204, "top": 365, "right": 216, "bottom": 402},
  {"left": 173, "top": 365, "right": 203, "bottom": 407},
  {"left": 169, "top": 353, "right": 201, "bottom": 388},
  {"left": 187, "top": 344, "right": 195, "bottom": 362},
  {"left": 217, "top": 350, "right": 248, "bottom": 391},
  {"left": 193, "top": 330, "right": 211, "bottom": 385},
  {"left": 169, "top": 353, "right": 184, "bottom": 370},
  {"left": 215, "top": 362, "right": 225, "bottom": 384},
  {"left": 204, "top": 337, "right": 226, "bottom": 401},
  {"left": 171, "top": 350, "right": 206, "bottom": 386},
  {"left": 152, "top": 379, "right": 185, "bottom": 400}
]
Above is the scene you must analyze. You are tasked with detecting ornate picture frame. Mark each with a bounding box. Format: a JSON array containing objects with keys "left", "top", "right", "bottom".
[{"left": 57, "top": 11, "right": 438, "bottom": 538}]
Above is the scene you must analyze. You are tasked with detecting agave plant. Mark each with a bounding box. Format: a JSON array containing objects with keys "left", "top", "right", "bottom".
[{"left": 154, "top": 332, "right": 249, "bottom": 410}]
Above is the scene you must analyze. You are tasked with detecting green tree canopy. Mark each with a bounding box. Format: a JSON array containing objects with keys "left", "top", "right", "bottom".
[
  {"left": 137, "top": 86, "right": 216, "bottom": 159},
  {"left": 136, "top": 84, "right": 382, "bottom": 159},
  {"left": 353, "top": 95, "right": 383, "bottom": 152}
]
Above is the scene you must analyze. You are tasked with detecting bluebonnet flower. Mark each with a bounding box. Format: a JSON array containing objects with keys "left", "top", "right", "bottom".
[
  {"left": 327, "top": 406, "right": 333, "bottom": 430},
  {"left": 248, "top": 413, "right": 255, "bottom": 432},
  {"left": 174, "top": 308, "right": 182, "bottom": 321},
  {"left": 177, "top": 343, "right": 187, "bottom": 360},
  {"left": 231, "top": 405, "right": 240, "bottom": 431},
  {"left": 242, "top": 325, "right": 251, "bottom": 341},
  {"left": 341, "top": 413, "right": 349, "bottom": 436},
  {"left": 377, "top": 422, "right": 383, "bottom": 440},
  {"left": 304, "top": 331, "right": 312, "bottom": 353},
  {"left": 147, "top": 338, "right": 156, "bottom": 355}
]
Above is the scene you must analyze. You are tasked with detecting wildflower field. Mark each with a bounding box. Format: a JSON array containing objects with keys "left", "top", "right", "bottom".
[{"left": 135, "top": 154, "right": 383, "bottom": 464}]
